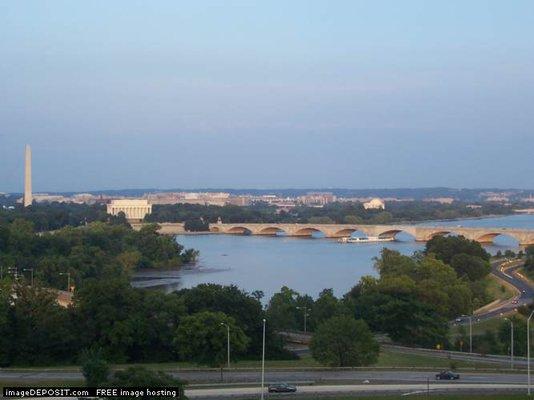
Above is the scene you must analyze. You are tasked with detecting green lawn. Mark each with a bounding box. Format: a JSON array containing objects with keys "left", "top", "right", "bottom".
[
  {"left": 485, "top": 274, "right": 515, "bottom": 301},
  {"left": 1, "top": 347, "right": 498, "bottom": 377},
  {"left": 374, "top": 349, "right": 496, "bottom": 369},
  {"left": 450, "top": 316, "right": 503, "bottom": 338},
  {"left": 450, "top": 312, "right": 528, "bottom": 339},
  {"left": 94, "top": 348, "right": 501, "bottom": 370}
]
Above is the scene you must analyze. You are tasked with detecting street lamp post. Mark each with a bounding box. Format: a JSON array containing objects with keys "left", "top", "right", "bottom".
[
  {"left": 59, "top": 272, "right": 71, "bottom": 291},
  {"left": 296, "top": 306, "right": 309, "bottom": 333},
  {"left": 260, "top": 318, "right": 266, "bottom": 400},
  {"left": 23, "top": 268, "right": 34, "bottom": 286},
  {"left": 462, "top": 314, "right": 473, "bottom": 353},
  {"left": 220, "top": 322, "right": 230, "bottom": 369},
  {"left": 528, "top": 310, "right": 534, "bottom": 396},
  {"left": 468, "top": 316, "right": 473, "bottom": 353},
  {"left": 503, "top": 317, "right": 514, "bottom": 370}
]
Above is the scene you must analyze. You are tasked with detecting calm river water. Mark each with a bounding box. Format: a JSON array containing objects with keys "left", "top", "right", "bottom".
[{"left": 132, "top": 214, "right": 534, "bottom": 299}]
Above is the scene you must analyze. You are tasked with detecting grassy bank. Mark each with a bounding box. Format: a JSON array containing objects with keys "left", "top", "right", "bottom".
[
  {"left": 1, "top": 348, "right": 497, "bottom": 376},
  {"left": 135, "top": 350, "right": 488, "bottom": 370},
  {"left": 485, "top": 275, "right": 516, "bottom": 301}
]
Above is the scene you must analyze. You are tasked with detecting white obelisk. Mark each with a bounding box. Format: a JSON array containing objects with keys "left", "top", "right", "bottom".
[{"left": 23, "top": 145, "right": 32, "bottom": 207}]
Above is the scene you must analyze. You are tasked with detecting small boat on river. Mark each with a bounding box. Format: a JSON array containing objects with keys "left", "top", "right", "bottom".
[{"left": 338, "top": 236, "right": 395, "bottom": 243}]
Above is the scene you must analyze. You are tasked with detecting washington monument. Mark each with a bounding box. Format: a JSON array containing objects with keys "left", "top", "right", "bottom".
[{"left": 23, "top": 144, "right": 32, "bottom": 207}]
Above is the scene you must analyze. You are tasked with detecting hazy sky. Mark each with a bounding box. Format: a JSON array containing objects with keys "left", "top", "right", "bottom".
[{"left": 1, "top": 1, "right": 533, "bottom": 192}]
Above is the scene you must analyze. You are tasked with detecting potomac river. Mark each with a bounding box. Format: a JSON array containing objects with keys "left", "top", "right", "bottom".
[{"left": 132, "top": 214, "right": 534, "bottom": 299}]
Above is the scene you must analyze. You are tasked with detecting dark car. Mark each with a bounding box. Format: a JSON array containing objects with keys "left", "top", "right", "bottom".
[
  {"left": 268, "top": 383, "right": 297, "bottom": 393},
  {"left": 435, "top": 371, "right": 460, "bottom": 380}
]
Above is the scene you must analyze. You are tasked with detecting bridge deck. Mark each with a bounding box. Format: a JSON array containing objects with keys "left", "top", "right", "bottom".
[{"left": 134, "top": 222, "right": 534, "bottom": 245}]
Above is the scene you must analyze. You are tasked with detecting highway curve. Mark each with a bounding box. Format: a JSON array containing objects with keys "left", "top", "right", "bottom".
[{"left": 473, "top": 259, "right": 533, "bottom": 321}]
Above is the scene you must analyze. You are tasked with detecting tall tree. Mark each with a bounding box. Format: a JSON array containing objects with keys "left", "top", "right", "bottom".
[
  {"left": 266, "top": 286, "right": 300, "bottom": 331},
  {"left": 310, "top": 315, "right": 379, "bottom": 367},
  {"left": 174, "top": 311, "right": 249, "bottom": 367},
  {"left": 450, "top": 253, "right": 491, "bottom": 281},
  {"left": 9, "top": 284, "right": 75, "bottom": 365},
  {"left": 425, "top": 235, "right": 490, "bottom": 264}
]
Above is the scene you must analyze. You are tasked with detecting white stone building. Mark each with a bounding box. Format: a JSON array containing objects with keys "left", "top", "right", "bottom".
[
  {"left": 107, "top": 199, "right": 152, "bottom": 221},
  {"left": 363, "top": 198, "right": 386, "bottom": 210}
]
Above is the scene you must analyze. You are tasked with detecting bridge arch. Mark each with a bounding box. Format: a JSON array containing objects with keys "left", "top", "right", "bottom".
[
  {"left": 226, "top": 226, "right": 253, "bottom": 235},
  {"left": 258, "top": 226, "right": 287, "bottom": 236},
  {"left": 293, "top": 227, "right": 326, "bottom": 237},
  {"left": 476, "top": 232, "right": 519, "bottom": 246},
  {"left": 378, "top": 229, "right": 415, "bottom": 241},
  {"left": 332, "top": 228, "right": 358, "bottom": 238},
  {"left": 210, "top": 226, "right": 221, "bottom": 233}
]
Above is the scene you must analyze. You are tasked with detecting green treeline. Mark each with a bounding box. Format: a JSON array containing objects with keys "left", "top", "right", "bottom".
[
  {"left": 266, "top": 236, "right": 532, "bottom": 356},
  {"left": 524, "top": 245, "right": 534, "bottom": 280},
  {"left": 267, "top": 236, "right": 491, "bottom": 335},
  {"left": 0, "top": 279, "right": 294, "bottom": 366},
  {"left": 0, "top": 220, "right": 197, "bottom": 289},
  {"left": 0, "top": 202, "right": 120, "bottom": 231},
  {"left": 0, "top": 217, "right": 293, "bottom": 366},
  {"left": 0, "top": 200, "right": 512, "bottom": 232},
  {"left": 146, "top": 201, "right": 512, "bottom": 229},
  {"left": 0, "top": 215, "right": 531, "bottom": 368}
]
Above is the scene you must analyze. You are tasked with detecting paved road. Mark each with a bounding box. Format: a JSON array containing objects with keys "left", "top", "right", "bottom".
[
  {"left": 187, "top": 383, "right": 529, "bottom": 399},
  {"left": 453, "top": 259, "right": 533, "bottom": 324},
  {"left": 383, "top": 344, "right": 527, "bottom": 367},
  {"left": 0, "top": 369, "right": 527, "bottom": 385},
  {"left": 177, "top": 370, "right": 527, "bottom": 384},
  {"left": 483, "top": 260, "right": 533, "bottom": 318}
]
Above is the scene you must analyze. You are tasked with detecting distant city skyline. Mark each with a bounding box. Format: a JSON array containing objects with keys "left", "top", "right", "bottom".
[{"left": 1, "top": 1, "right": 534, "bottom": 192}]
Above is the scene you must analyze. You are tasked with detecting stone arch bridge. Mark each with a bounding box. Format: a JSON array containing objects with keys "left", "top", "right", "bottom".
[{"left": 149, "top": 222, "right": 534, "bottom": 245}]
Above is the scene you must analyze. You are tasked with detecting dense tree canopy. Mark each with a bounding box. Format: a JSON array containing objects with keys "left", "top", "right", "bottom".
[
  {"left": 175, "top": 311, "right": 249, "bottom": 367},
  {"left": 342, "top": 247, "right": 485, "bottom": 347},
  {"left": 5, "top": 284, "right": 74, "bottom": 365},
  {"left": 0, "top": 220, "right": 197, "bottom": 290},
  {"left": 80, "top": 354, "right": 187, "bottom": 400},
  {"left": 346, "top": 278, "right": 450, "bottom": 347},
  {"left": 310, "top": 315, "right": 379, "bottom": 367},
  {"left": 0, "top": 203, "right": 120, "bottom": 232},
  {"left": 177, "top": 284, "right": 294, "bottom": 359},
  {"left": 265, "top": 287, "right": 349, "bottom": 333},
  {"left": 450, "top": 253, "right": 491, "bottom": 281},
  {"left": 425, "top": 235, "right": 490, "bottom": 264},
  {"left": 0, "top": 203, "right": 524, "bottom": 369},
  {"left": 425, "top": 235, "right": 491, "bottom": 284},
  {"left": 183, "top": 218, "right": 210, "bottom": 232},
  {"left": 81, "top": 348, "right": 111, "bottom": 386},
  {"left": 146, "top": 201, "right": 511, "bottom": 225},
  {"left": 524, "top": 245, "right": 534, "bottom": 280}
]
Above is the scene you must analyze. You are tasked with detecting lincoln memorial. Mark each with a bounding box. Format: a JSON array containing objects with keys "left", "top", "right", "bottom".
[{"left": 107, "top": 199, "right": 152, "bottom": 221}]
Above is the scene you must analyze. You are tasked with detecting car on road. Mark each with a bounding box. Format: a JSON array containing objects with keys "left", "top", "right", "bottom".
[
  {"left": 268, "top": 383, "right": 297, "bottom": 393},
  {"left": 435, "top": 371, "right": 460, "bottom": 380},
  {"left": 512, "top": 299, "right": 519, "bottom": 304}
]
